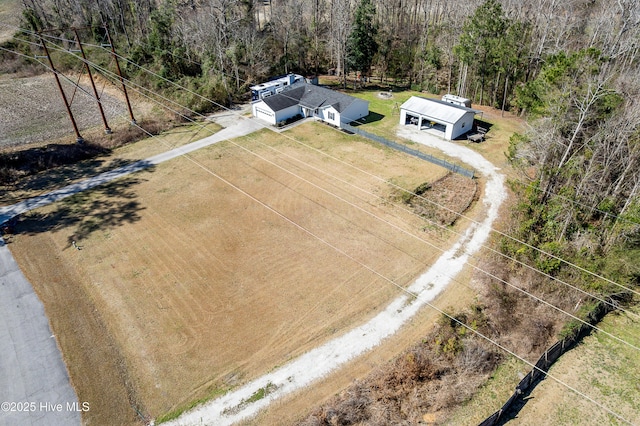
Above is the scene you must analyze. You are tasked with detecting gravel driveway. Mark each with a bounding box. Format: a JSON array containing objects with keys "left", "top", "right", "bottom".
[{"left": 167, "top": 127, "right": 507, "bottom": 425}]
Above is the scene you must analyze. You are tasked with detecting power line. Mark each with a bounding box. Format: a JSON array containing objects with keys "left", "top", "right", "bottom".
[
  {"left": 229, "top": 131, "right": 640, "bottom": 321},
  {"left": 224, "top": 139, "right": 640, "bottom": 353},
  {"left": 97, "top": 90, "right": 638, "bottom": 425},
  {"left": 15, "top": 34, "right": 640, "bottom": 336},
  {"left": 2, "top": 37, "right": 636, "bottom": 423},
  {"left": 80, "top": 35, "right": 640, "bottom": 299},
  {"left": 70, "top": 82, "right": 640, "bottom": 426},
  {"left": 23, "top": 41, "right": 640, "bottom": 361},
  {"left": 17, "top": 21, "right": 639, "bottom": 230},
  {"left": 8, "top": 35, "right": 640, "bottom": 336}
]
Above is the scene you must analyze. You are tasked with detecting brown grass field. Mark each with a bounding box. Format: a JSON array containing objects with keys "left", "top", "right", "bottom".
[{"left": 7, "top": 121, "right": 478, "bottom": 424}]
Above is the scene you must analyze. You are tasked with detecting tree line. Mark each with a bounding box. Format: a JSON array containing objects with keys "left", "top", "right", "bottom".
[{"left": 16, "top": 0, "right": 636, "bottom": 104}]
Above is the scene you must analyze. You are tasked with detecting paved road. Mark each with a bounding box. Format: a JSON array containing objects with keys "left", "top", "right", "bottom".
[
  {"left": 0, "top": 116, "right": 263, "bottom": 425},
  {"left": 0, "top": 237, "right": 81, "bottom": 426}
]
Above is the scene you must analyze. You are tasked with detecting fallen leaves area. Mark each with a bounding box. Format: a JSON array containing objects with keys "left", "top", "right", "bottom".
[
  {"left": 407, "top": 172, "right": 478, "bottom": 226},
  {"left": 297, "top": 264, "right": 572, "bottom": 426},
  {"left": 299, "top": 304, "right": 503, "bottom": 426}
]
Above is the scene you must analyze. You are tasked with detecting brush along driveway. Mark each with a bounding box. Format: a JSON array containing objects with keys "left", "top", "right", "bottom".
[
  {"left": 167, "top": 126, "right": 506, "bottom": 425},
  {"left": 0, "top": 117, "right": 263, "bottom": 224}
]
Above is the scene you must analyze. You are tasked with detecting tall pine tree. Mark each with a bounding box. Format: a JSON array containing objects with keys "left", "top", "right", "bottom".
[
  {"left": 347, "top": 0, "right": 378, "bottom": 79},
  {"left": 454, "top": 0, "right": 508, "bottom": 104}
]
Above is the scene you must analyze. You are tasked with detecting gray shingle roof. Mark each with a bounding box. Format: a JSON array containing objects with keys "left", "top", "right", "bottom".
[
  {"left": 262, "top": 83, "right": 359, "bottom": 113},
  {"left": 261, "top": 86, "right": 306, "bottom": 111}
]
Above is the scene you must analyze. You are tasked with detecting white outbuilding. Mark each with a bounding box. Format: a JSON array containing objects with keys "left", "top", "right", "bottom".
[{"left": 399, "top": 96, "right": 479, "bottom": 140}]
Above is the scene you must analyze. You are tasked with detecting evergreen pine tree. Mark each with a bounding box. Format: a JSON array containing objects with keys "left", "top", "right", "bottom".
[{"left": 347, "top": 0, "right": 378, "bottom": 79}]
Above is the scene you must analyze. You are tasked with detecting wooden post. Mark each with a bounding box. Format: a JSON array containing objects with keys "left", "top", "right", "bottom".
[
  {"left": 73, "top": 28, "right": 111, "bottom": 134},
  {"left": 104, "top": 23, "right": 136, "bottom": 124},
  {"left": 39, "top": 33, "right": 84, "bottom": 143}
]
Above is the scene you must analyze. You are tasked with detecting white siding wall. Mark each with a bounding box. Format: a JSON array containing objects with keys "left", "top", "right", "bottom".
[
  {"left": 252, "top": 102, "right": 301, "bottom": 126},
  {"left": 399, "top": 109, "right": 408, "bottom": 125},
  {"left": 341, "top": 99, "right": 369, "bottom": 126},
  {"left": 252, "top": 102, "right": 277, "bottom": 125},
  {"left": 321, "top": 106, "right": 341, "bottom": 127},
  {"left": 274, "top": 105, "right": 302, "bottom": 124},
  {"left": 444, "top": 124, "right": 454, "bottom": 140},
  {"left": 450, "top": 112, "right": 475, "bottom": 139}
]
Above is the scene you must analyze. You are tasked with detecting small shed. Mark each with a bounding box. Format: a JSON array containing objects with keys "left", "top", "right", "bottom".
[{"left": 399, "top": 96, "right": 479, "bottom": 140}]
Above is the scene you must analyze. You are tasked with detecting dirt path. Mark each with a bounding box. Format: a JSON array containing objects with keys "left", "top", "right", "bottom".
[{"left": 166, "top": 127, "right": 506, "bottom": 425}]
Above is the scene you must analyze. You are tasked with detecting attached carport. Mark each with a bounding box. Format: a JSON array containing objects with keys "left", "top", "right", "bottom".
[{"left": 399, "top": 96, "right": 479, "bottom": 140}]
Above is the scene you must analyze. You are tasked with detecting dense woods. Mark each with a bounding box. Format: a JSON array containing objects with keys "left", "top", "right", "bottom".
[{"left": 13, "top": 0, "right": 639, "bottom": 113}]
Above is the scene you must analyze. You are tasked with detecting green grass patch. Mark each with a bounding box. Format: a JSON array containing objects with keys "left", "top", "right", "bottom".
[
  {"left": 156, "top": 386, "right": 230, "bottom": 424},
  {"left": 245, "top": 382, "right": 278, "bottom": 404},
  {"left": 347, "top": 88, "right": 424, "bottom": 136},
  {"left": 220, "top": 382, "right": 279, "bottom": 417},
  {"left": 445, "top": 357, "right": 529, "bottom": 425}
]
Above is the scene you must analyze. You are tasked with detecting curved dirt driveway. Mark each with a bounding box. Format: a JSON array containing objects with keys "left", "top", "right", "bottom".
[
  {"left": 167, "top": 126, "right": 506, "bottom": 425},
  {"left": 0, "top": 119, "right": 505, "bottom": 425}
]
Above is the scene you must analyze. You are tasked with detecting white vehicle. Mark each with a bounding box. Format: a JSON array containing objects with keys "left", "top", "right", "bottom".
[
  {"left": 441, "top": 93, "right": 472, "bottom": 108},
  {"left": 250, "top": 74, "right": 305, "bottom": 101}
]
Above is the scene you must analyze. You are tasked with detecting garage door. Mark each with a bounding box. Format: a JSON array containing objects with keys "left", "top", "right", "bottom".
[{"left": 254, "top": 105, "right": 276, "bottom": 124}]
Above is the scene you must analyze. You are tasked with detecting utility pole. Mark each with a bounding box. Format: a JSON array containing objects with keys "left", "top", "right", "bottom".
[
  {"left": 38, "top": 33, "right": 84, "bottom": 144},
  {"left": 73, "top": 28, "right": 111, "bottom": 134},
  {"left": 104, "top": 23, "right": 136, "bottom": 124}
]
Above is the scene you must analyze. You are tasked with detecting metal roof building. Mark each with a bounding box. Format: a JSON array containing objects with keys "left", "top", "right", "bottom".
[{"left": 399, "top": 96, "right": 479, "bottom": 140}]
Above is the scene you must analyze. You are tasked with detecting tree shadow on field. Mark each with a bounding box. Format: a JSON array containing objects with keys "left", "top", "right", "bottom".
[
  {"left": 1, "top": 151, "right": 143, "bottom": 205},
  {"left": 0, "top": 119, "right": 170, "bottom": 205},
  {"left": 9, "top": 162, "right": 154, "bottom": 246}
]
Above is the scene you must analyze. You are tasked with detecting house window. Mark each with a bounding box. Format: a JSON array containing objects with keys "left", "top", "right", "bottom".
[
  {"left": 328, "top": 112, "right": 335, "bottom": 120},
  {"left": 462, "top": 122, "right": 465, "bottom": 128}
]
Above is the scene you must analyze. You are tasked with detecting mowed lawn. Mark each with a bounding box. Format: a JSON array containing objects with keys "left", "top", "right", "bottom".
[{"left": 9, "top": 121, "right": 459, "bottom": 423}]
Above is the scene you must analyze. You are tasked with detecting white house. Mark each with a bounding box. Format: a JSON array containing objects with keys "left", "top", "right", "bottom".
[
  {"left": 399, "top": 96, "right": 479, "bottom": 140},
  {"left": 252, "top": 83, "right": 369, "bottom": 129}
]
